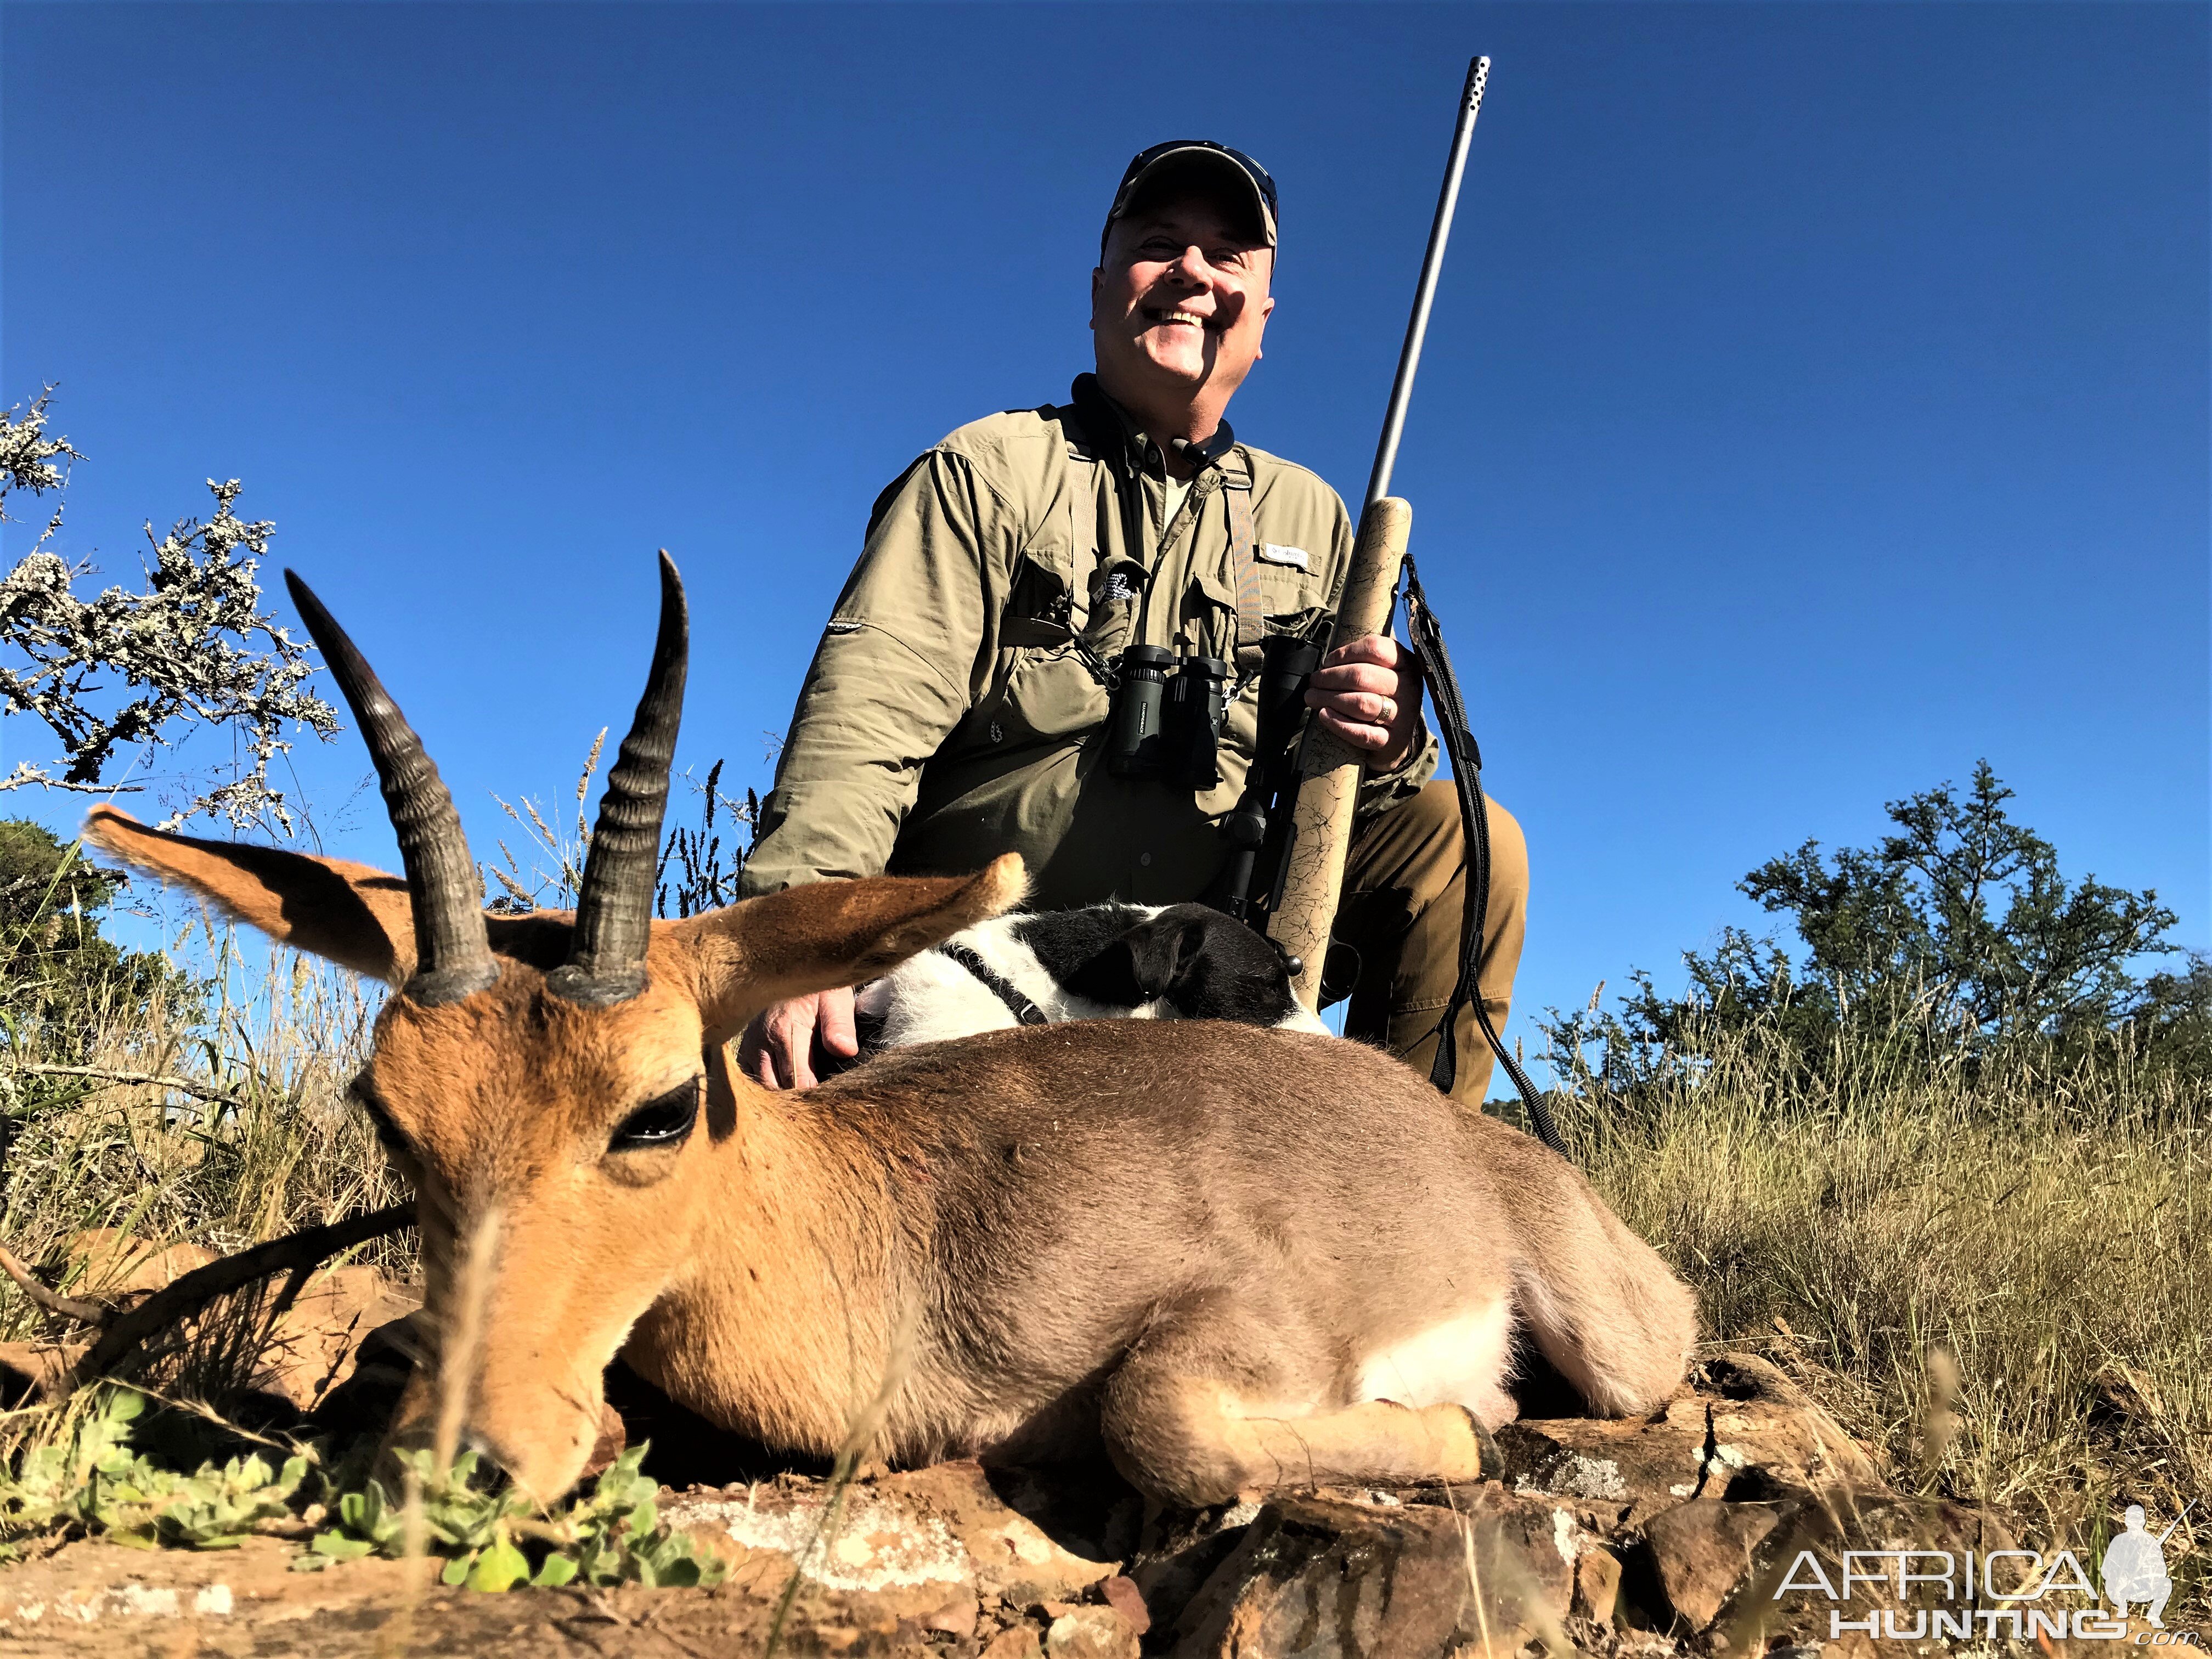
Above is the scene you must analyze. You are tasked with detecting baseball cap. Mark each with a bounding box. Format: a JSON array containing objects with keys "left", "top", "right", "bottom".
[{"left": 1102, "top": 140, "right": 1278, "bottom": 256}]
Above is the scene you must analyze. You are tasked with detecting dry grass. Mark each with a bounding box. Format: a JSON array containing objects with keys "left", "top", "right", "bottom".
[
  {"left": 1555, "top": 1013, "right": 2210, "bottom": 1614},
  {"left": 0, "top": 921, "right": 403, "bottom": 1371}
]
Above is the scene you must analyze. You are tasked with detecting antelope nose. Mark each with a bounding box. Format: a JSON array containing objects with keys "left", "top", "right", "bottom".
[{"left": 456, "top": 1426, "right": 522, "bottom": 1491}]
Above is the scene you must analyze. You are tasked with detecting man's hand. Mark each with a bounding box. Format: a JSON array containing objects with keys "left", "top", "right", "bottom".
[
  {"left": 738, "top": 986, "right": 859, "bottom": 1090},
  {"left": 1305, "top": 633, "right": 1423, "bottom": 771}
]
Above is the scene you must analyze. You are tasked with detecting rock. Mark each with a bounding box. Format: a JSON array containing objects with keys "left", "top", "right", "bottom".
[
  {"left": 1573, "top": 1544, "right": 1621, "bottom": 1624},
  {"left": 60, "top": 1231, "right": 217, "bottom": 1300},
  {"left": 1696, "top": 1489, "right": 2020, "bottom": 1654},
  {"left": 1123, "top": 1498, "right": 1260, "bottom": 1632},
  {"left": 247, "top": 1266, "right": 421, "bottom": 1412},
  {"left": 1695, "top": 1352, "right": 1882, "bottom": 1497},
  {"left": 1641, "top": 1499, "right": 1783, "bottom": 1630},
  {"left": 922, "top": 1595, "right": 978, "bottom": 1638},
  {"left": 1099, "top": 1572, "right": 1150, "bottom": 1635},
  {"left": 1495, "top": 1407, "right": 1711, "bottom": 1529},
  {"left": 664, "top": 1458, "right": 1128, "bottom": 1619},
  {"left": 1172, "top": 1488, "right": 1579, "bottom": 1658},
  {"left": 1497, "top": 1350, "right": 1880, "bottom": 1528},
  {"left": 1046, "top": 1606, "right": 1139, "bottom": 1659},
  {"left": 982, "top": 1627, "right": 1045, "bottom": 1659},
  {"left": 2091, "top": 1358, "right": 2166, "bottom": 1426}
]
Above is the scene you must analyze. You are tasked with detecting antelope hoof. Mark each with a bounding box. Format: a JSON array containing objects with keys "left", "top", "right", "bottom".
[{"left": 1426, "top": 1403, "right": 1504, "bottom": 1484}]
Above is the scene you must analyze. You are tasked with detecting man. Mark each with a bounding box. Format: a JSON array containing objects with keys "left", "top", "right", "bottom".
[{"left": 739, "top": 139, "right": 1528, "bottom": 1103}]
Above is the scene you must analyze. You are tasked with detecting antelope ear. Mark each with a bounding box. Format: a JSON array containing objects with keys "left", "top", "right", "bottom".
[
  {"left": 673, "top": 855, "right": 1028, "bottom": 1044},
  {"left": 83, "top": 806, "right": 418, "bottom": 985}
]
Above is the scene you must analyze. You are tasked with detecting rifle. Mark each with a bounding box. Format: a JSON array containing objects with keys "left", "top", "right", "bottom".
[{"left": 1220, "top": 56, "right": 1566, "bottom": 1154}]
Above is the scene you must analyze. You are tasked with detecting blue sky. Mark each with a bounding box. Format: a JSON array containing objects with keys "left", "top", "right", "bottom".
[{"left": 5, "top": 2, "right": 2206, "bottom": 1047}]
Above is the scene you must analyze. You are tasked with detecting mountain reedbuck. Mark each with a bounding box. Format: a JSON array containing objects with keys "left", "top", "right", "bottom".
[{"left": 85, "top": 555, "right": 1697, "bottom": 1505}]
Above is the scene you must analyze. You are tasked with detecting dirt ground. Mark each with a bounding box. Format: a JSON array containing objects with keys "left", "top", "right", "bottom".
[{"left": 0, "top": 1533, "right": 994, "bottom": 1658}]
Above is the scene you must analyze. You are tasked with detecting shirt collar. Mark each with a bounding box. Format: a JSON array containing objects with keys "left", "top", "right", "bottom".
[{"left": 1070, "top": 374, "right": 1235, "bottom": 479}]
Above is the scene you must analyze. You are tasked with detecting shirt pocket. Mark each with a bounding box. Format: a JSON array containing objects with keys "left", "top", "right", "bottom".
[
  {"left": 1257, "top": 563, "right": 1332, "bottom": 653},
  {"left": 972, "top": 641, "right": 1108, "bottom": 752},
  {"left": 1257, "top": 560, "right": 1331, "bottom": 625}
]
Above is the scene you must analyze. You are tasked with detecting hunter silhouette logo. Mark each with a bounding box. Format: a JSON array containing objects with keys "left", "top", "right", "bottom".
[{"left": 2103, "top": 1503, "right": 2183, "bottom": 1628}]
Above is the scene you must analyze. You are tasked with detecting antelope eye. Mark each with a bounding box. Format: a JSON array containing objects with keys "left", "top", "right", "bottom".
[{"left": 609, "top": 1081, "right": 699, "bottom": 1153}]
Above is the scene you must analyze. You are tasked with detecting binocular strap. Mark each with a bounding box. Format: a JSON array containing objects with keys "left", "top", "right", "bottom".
[
  {"left": 1220, "top": 469, "right": 1267, "bottom": 658},
  {"left": 1400, "top": 555, "right": 1567, "bottom": 1158}
]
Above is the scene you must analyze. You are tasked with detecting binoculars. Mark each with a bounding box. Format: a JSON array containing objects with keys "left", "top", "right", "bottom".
[
  {"left": 1212, "top": 632, "right": 1324, "bottom": 921},
  {"left": 1104, "top": 645, "right": 1233, "bottom": 788}
]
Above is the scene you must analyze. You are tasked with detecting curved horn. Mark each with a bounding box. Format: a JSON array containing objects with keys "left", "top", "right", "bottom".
[
  {"left": 284, "top": 572, "right": 499, "bottom": 1006},
  {"left": 549, "top": 552, "right": 689, "bottom": 1007}
]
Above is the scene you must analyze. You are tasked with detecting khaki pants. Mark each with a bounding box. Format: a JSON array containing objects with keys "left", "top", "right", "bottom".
[{"left": 1328, "top": 781, "right": 1528, "bottom": 1108}]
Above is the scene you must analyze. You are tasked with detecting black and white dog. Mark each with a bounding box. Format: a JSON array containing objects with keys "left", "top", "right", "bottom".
[{"left": 854, "top": 902, "right": 1328, "bottom": 1053}]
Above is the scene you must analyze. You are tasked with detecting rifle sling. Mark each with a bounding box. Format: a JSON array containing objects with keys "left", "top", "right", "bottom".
[{"left": 1400, "top": 554, "right": 1567, "bottom": 1157}]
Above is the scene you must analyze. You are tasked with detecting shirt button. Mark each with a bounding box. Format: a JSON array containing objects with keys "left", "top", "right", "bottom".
[{"left": 1139, "top": 852, "right": 1153, "bottom": 867}]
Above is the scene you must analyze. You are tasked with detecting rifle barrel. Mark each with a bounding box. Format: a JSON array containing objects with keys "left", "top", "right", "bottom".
[{"left": 1365, "top": 55, "right": 1490, "bottom": 511}]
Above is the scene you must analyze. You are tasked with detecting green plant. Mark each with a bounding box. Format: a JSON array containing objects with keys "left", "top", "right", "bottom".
[
  {"left": 0, "top": 1387, "right": 722, "bottom": 1590},
  {"left": 302, "top": 1446, "right": 725, "bottom": 1591},
  {"left": 0, "top": 818, "right": 197, "bottom": 1070},
  {"left": 0, "top": 1387, "right": 309, "bottom": 1555}
]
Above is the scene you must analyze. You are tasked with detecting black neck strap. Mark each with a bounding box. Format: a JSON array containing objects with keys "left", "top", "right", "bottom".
[{"left": 938, "top": 941, "right": 1050, "bottom": 1027}]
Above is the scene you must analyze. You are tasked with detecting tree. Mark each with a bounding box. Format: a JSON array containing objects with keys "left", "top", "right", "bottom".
[
  {"left": 1549, "top": 763, "right": 2195, "bottom": 1081},
  {"left": 0, "top": 388, "right": 337, "bottom": 831},
  {"left": 1738, "top": 762, "right": 2175, "bottom": 1042},
  {"left": 0, "top": 817, "right": 191, "bottom": 1063}
]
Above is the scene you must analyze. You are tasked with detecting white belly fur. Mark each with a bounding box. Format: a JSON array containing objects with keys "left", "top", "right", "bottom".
[{"left": 1355, "top": 1302, "right": 1514, "bottom": 1409}]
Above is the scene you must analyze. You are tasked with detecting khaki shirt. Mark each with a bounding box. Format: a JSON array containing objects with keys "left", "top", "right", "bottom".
[{"left": 741, "top": 377, "right": 1437, "bottom": 909}]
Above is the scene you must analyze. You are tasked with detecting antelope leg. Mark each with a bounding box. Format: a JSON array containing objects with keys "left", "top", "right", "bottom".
[{"left": 1098, "top": 1301, "right": 1493, "bottom": 1505}]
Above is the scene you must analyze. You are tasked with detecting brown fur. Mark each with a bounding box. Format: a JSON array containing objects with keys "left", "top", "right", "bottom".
[{"left": 83, "top": 807, "right": 1695, "bottom": 1505}]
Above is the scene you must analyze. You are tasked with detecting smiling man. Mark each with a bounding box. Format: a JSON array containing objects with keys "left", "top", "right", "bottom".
[{"left": 738, "top": 141, "right": 1527, "bottom": 1103}]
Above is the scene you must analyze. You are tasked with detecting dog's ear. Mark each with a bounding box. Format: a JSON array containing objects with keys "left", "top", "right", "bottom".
[
  {"left": 1064, "top": 908, "right": 1211, "bottom": 1007},
  {"left": 1069, "top": 905, "right": 1301, "bottom": 1023}
]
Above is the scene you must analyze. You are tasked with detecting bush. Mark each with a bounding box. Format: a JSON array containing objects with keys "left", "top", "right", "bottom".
[
  {"left": 1540, "top": 764, "right": 2210, "bottom": 1615},
  {"left": 1548, "top": 761, "right": 2204, "bottom": 1085}
]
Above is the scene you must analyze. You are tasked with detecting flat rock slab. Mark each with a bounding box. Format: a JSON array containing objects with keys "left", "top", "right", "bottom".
[
  {"left": 665, "top": 1459, "right": 1137, "bottom": 1615},
  {"left": 1497, "top": 1353, "right": 1881, "bottom": 1530},
  {"left": 1169, "top": 1487, "right": 1584, "bottom": 1658}
]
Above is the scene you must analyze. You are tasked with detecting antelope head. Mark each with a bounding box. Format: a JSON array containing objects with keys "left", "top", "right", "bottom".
[{"left": 84, "top": 554, "right": 1024, "bottom": 1499}]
